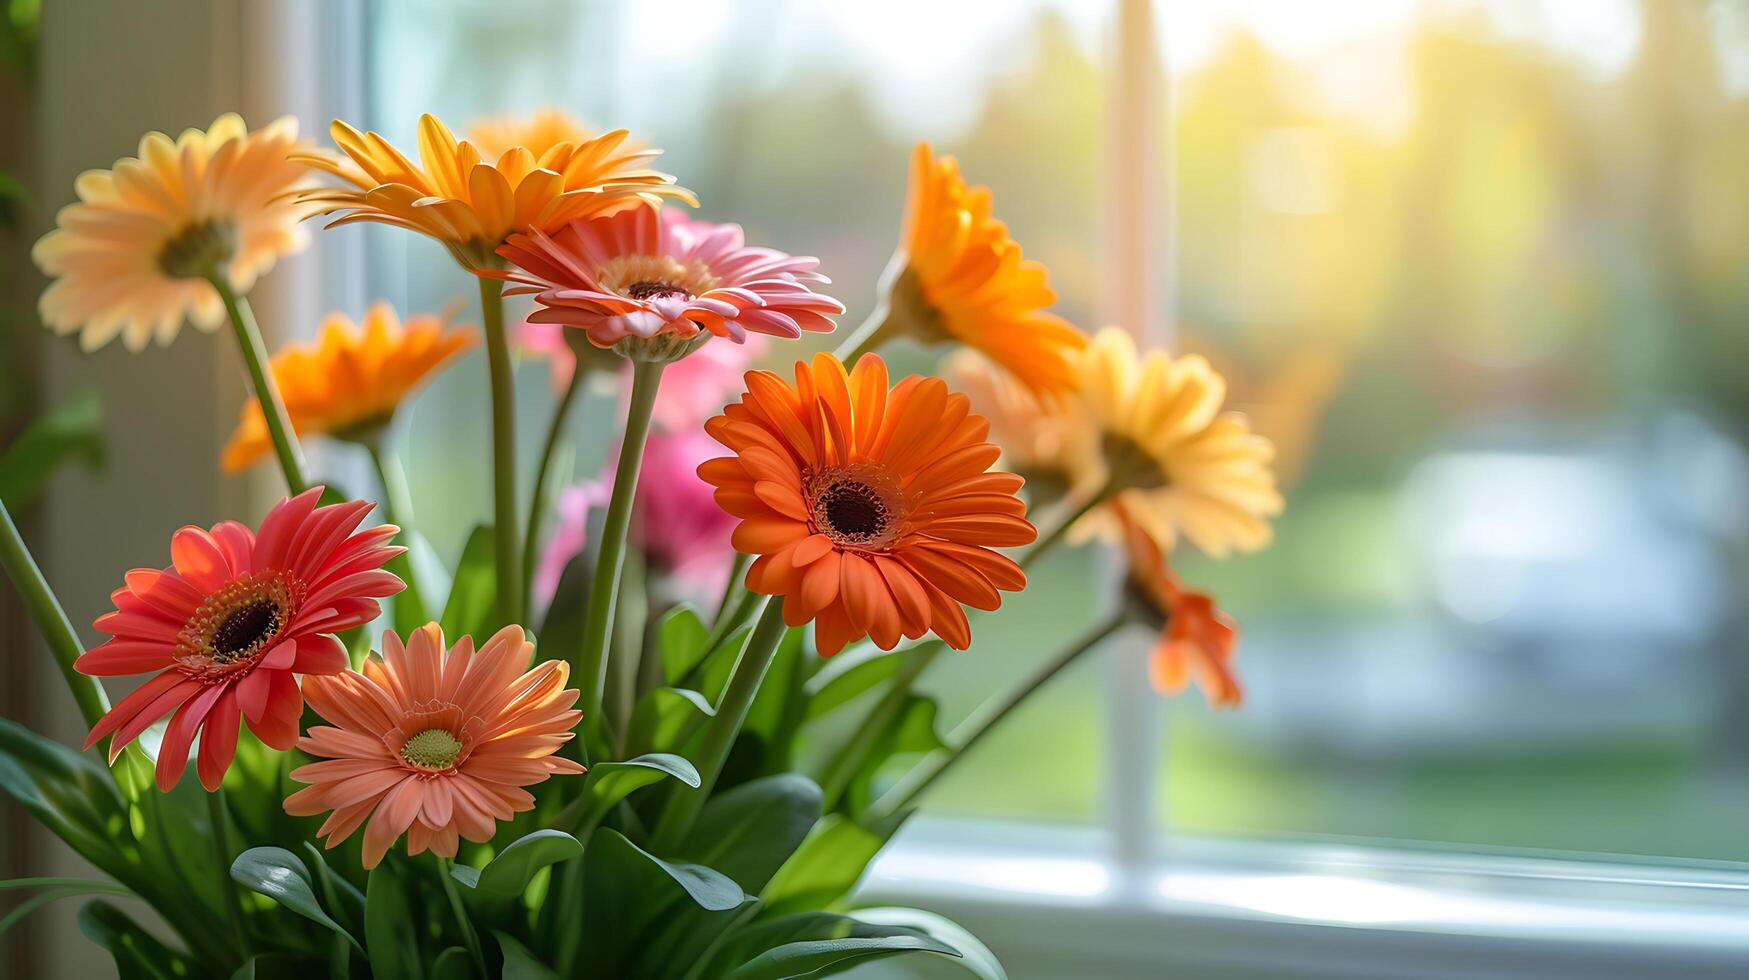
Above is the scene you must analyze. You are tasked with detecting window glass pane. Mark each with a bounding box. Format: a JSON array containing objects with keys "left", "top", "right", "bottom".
[
  {"left": 365, "top": 0, "right": 1115, "bottom": 823},
  {"left": 1158, "top": 1, "right": 1749, "bottom": 860}
]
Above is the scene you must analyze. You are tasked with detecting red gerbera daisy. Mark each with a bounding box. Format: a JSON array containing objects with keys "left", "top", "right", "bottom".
[{"left": 77, "top": 487, "right": 405, "bottom": 791}]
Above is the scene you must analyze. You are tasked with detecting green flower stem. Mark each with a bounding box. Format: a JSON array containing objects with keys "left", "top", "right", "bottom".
[
  {"left": 478, "top": 276, "right": 523, "bottom": 628},
  {"left": 649, "top": 597, "right": 789, "bottom": 852},
  {"left": 522, "top": 366, "right": 587, "bottom": 613},
  {"left": 870, "top": 610, "right": 1128, "bottom": 821},
  {"left": 436, "top": 856, "right": 486, "bottom": 978},
  {"left": 0, "top": 499, "right": 108, "bottom": 728},
  {"left": 714, "top": 551, "right": 754, "bottom": 622},
  {"left": 364, "top": 438, "right": 428, "bottom": 628},
  {"left": 578, "top": 359, "right": 665, "bottom": 760},
  {"left": 1021, "top": 483, "right": 1112, "bottom": 572},
  {"left": 206, "top": 273, "right": 309, "bottom": 495},
  {"left": 831, "top": 301, "right": 899, "bottom": 366},
  {"left": 206, "top": 788, "right": 251, "bottom": 963}
]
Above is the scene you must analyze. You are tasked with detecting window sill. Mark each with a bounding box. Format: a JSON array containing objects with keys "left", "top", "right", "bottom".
[{"left": 856, "top": 817, "right": 1749, "bottom": 979}]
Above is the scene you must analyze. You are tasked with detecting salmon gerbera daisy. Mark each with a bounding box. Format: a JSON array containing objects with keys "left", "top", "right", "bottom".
[
  {"left": 493, "top": 205, "right": 844, "bottom": 360},
  {"left": 290, "top": 114, "right": 695, "bottom": 268},
  {"left": 76, "top": 488, "right": 405, "bottom": 791},
  {"left": 851, "top": 142, "right": 1085, "bottom": 396},
  {"left": 700, "top": 353, "right": 1036, "bottom": 656},
  {"left": 33, "top": 113, "right": 313, "bottom": 352},
  {"left": 286, "top": 623, "right": 584, "bottom": 868},
  {"left": 221, "top": 301, "right": 475, "bottom": 472},
  {"left": 1073, "top": 328, "right": 1283, "bottom": 558},
  {"left": 1116, "top": 503, "right": 1242, "bottom": 707}
]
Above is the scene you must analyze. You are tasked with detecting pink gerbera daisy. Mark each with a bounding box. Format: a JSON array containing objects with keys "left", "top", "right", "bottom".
[
  {"left": 287, "top": 623, "right": 584, "bottom": 868},
  {"left": 77, "top": 487, "right": 405, "bottom": 791},
  {"left": 491, "top": 206, "right": 843, "bottom": 350}
]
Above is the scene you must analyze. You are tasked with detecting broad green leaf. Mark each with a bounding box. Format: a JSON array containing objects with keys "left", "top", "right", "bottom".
[
  {"left": 454, "top": 829, "right": 583, "bottom": 904},
  {"left": 855, "top": 908, "right": 1006, "bottom": 979},
  {"left": 496, "top": 930, "right": 560, "bottom": 980},
  {"left": 570, "top": 753, "right": 701, "bottom": 831},
  {"left": 430, "top": 947, "right": 474, "bottom": 980},
  {"left": 846, "top": 695, "right": 948, "bottom": 814},
  {"left": 440, "top": 524, "right": 498, "bottom": 639},
  {"left": 582, "top": 829, "right": 751, "bottom": 978},
  {"left": 760, "top": 813, "right": 901, "bottom": 917},
  {"left": 0, "top": 390, "right": 103, "bottom": 508},
  {"left": 231, "top": 952, "right": 326, "bottom": 979},
  {"left": 726, "top": 626, "right": 810, "bottom": 782},
  {"left": 77, "top": 900, "right": 192, "bottom": 980},
  {"left": 231, "top": 846, "right": 361, "bottom": 950},
  {"left": 537, "top": 544, "right": 594, "bottom": 653},
  {"left": 714, "top": 913, "right": 961, "bottom": 980},
  {"left": 656, "top": 604, "right": 711, "bottom": 683},
  {"left": 0, "top": 718, "right": 128, "bottom": 873},
  {"left": 683, "top": 774, "right": 822, "bottom": 894},
  {"left": 364, "top": 860, "right": 421, "bottom": 980},
  {"left": 804, "top": 646, "right": 904, "bottom": 720},
  {"left": 626, "top": 686, "right": 716, "bottom": 757}
]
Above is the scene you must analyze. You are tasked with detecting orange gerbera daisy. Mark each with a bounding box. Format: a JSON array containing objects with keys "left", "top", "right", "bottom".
[
  {"left": 700, "top": 353, "right": 1036, "bottom": 656},
  {"left": 221, "top": 302, "right": 475, "bottom": 472},
  {"left": 1116, "top": 506, "right": 1241, "bottom": 707},
  {"left": 871, "top": 142, "right": 1085, "bottom": 396},
  {"left": 287, "top": 623, "right": 584, "bottom": 868},
  {"left": 290, "top": 114, "right": 695, "bottom": 268},
  {"left": 469, "top": 107, "right": 597, "bottom": 160},
  {"left": 33, "top": 113, "right": 312, "bottom": 352}
]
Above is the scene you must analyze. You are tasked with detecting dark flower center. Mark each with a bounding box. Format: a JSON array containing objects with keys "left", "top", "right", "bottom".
[
  {"left": 211, "top": 600, "right": 281, "bottom": 660},
  {"left": 158, "top": 219, "right": 238, "bottom": 280},
  {"left": 624, "top": 280, "right": 689, "bottom": 301},
  {"left": 813, "top": 477, "right": 896, "bottom": 548}
]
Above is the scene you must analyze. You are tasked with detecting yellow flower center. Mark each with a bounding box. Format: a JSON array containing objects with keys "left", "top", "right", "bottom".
[
  {"left": 807, "top": 465, "right": 903, "bottom": 550},
  {"left": 399, "top": 728, "right": 463, "bottom": 771},
  {"left": 158, "top": 220, "right": 238, "bottom": 280}
]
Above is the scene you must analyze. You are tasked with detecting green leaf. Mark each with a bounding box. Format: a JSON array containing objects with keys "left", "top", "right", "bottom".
[
  {"left": 231, "top": 847, "right": 362, "bottom": 951},
  {"left": 570, "top": 752, "right": 701, "bottom": 831},
  {"left": 303, "top": 841, "right": 366, "bottom": 939},
  {"left": 454, "top": 829, "right": 583, "bottom": 904},
  {"left": 364, "top": 861, "right": 421, "bottom": 980},
  {"left": 496, "top": 930, "right": 560, "bottom": 980},
  {"left": 714, "top": 913, "right": 961, "bottom": 980},
  {"left": 804, "top": 646, "right": 904, "bottom": 720},
  {"left": 77, "top": 900, "right": 192, "bottom": 980},
  {"left": 0, "top": 390, "right": 103, "bottom": 509},
  {"left": 683, "top": 774, "right": 822, "bottom": 894},
  {"left": 430, "top": 947, "right": 475, "bottom": 980},
  {"left": 582, "top": 829, "right": 751, "bottom": 978},
  {"left": 853, "top": 908, "right": 1006, "bottom": 979},
  {"left": 537, "top": 548, "right": 592, "bottom": 653},
  {"left": 232, "top": 952, "right": 326, "bottom": 980},
  {"left": 0, "top": 875, "right": 131, "bottom": 893},
  {"left": 626, "top": 686, "right": 717, "bottom": 757},
  {"left": 0, "top": 717, "right": 128, "bottom": 873},
  {"left": 440, "top": 524, "right": 498, "bottom": 640},
  {"left": 726, "top": 626, "right": 810, "bottom": 782},
  {"left": 656, "top": 604, "right": 711, "bottom": 684},
  {"left": 759, "top": 813, "right": 899, "bottom": 918},
  {"left": 846, "top": 695, "right": 948, "bottom": 814}
]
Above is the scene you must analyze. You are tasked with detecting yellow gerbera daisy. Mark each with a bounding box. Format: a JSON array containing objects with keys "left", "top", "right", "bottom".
[
  {"left": 862, "top": 142, "right": 1086, "bottom": 396},
  {"left": 289, "top": 114, "right": 696, "bottom": 268},
  {"left": 468, "top": 107, "right": 597, "bottom": 160},
  {"left": 32, "top": 114, "right": 312, "bottom": 352},
  {"left": 220, "top": 302, "right": 475, "bottom": 472},
  {"left": 1072, "top": 328, "right": 1282, "bottom": 558}
]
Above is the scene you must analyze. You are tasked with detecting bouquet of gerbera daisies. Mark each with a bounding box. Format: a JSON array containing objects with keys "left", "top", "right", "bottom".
[{"left": 3, "top": 109, "right": 1281, "bottom": 978}]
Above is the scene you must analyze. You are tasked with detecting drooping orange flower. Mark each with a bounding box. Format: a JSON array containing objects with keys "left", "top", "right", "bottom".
[
  {"left": 1116, "top": 504, "right": 1241, "bottom": 707},
  {"left": 221, "top": 302, "right": 475, "bottom": 472},
  {"left": 880, "top": 142, "right": 1085, "bottom": 396},
  {"left": 289, "top": 114, "right": 695, "bottom": 267},
  {"left": 700, "top": 353, "right": 1036, "bottom": 656},
  {"left": 33, "top": 114, "right": 313, "bottom": 352},
  {"left": 287, "top": 623, "right": 584, "bottom": 868},
  {"left": 469, "top": 107, "right": 597, "bottom": 160},
  {"left": 76, "top": 487, "right": 405, "bottom": 790}
]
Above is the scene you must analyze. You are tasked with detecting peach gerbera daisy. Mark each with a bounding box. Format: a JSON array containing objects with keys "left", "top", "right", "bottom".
[
  {"left": 943, "top": 349, "right": 1099, "bottom": 507},
  {"left": 290, "top": 114, "right": 695, "bottom": 268},
  {"left": 1073, "top": 328, "right": 1283, "bottom": 559},
  {"left": 469, "top": 107, "right": 597, "bottom": 160},
  {"left": 221, "top": 302, "right": 475, "bottom": 472},
  {"left": 1117, "top": 504, "right": 1241, "bottom": 707},
  {"left": 287, "top": 623, "right": 584, "bottom": 868},
  {"left": 700, "top": 353, "right": 1036, "bottom": 656},
  {"left": 866, "top": 142, "right": 1085, "bottom": 395},
  {"left": 76, "top": 487, "right": 405, "bottom": 791},
  {"left": 493, "top": 206, "right": 843, "bottom": 359},
  {"left": 33, "top": 113, "right": 312, "bottom": 352}
]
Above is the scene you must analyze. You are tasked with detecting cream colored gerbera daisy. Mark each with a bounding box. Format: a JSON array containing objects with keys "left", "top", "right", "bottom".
[
  {"left": 1073, "top": 327, "right": 1282, "bottom": 558},
  {"left": 32, "top": 114, "right": 312, "bottom": 352}
]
